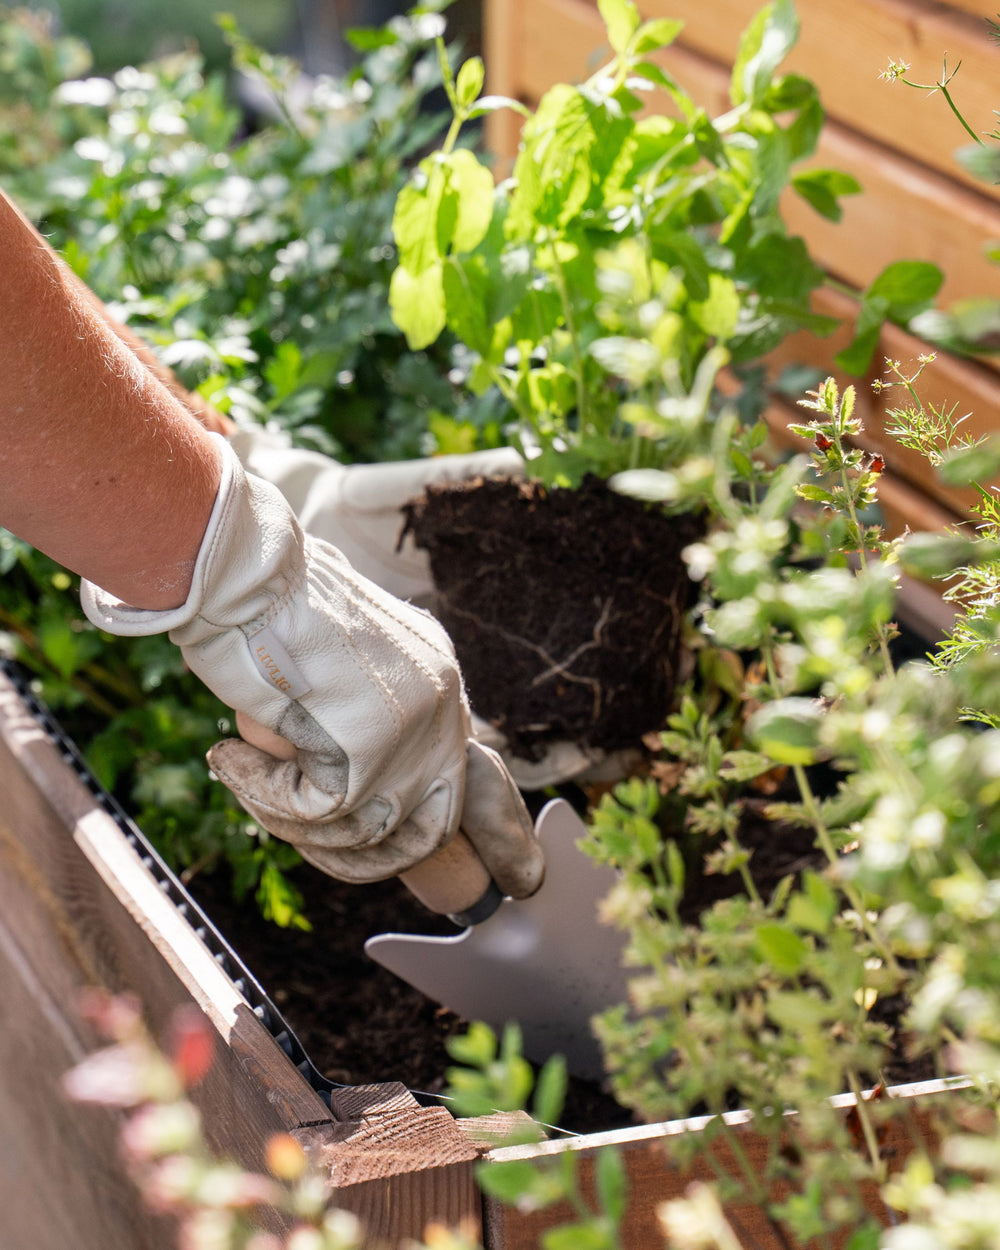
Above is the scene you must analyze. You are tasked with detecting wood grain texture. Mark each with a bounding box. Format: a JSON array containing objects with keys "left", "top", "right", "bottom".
[
  {"left": 481, "top": 1079, "right": 965, "bottom": 1249},
  {"left": 0, "top": 671, "right": 482, "bottom": 1247},
  {"left": 296, "top": 1084, "right": 482, "bottom": 1248},
  {"left": 0, "top": 908, "right": 178, "bottom": 1250}
]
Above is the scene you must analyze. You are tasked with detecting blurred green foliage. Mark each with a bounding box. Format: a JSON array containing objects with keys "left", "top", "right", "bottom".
[{"left": 0, "top": 4, "right": 459, "bottom": 924}]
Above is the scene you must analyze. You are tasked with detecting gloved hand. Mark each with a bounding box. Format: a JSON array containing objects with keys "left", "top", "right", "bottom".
[
  {"left": 229, "top": 426, "right": 524, "bottom": 605},
  {"left": 80, "top": 435, "right": 544, "bottom": 897},
  {"left": 230, "top": 427, "right": 634, "bottom": 789}
]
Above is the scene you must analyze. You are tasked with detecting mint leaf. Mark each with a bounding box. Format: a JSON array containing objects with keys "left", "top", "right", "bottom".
[
  {"left": 445, "top": 148, "right": 496, "bottom": 253},
  {"left": 389, "top": 262, "right": 445, "bottom": 349},
  {"left": 598, "top": 0, "right": 640, "bottom": 55},
  {"left": 731, "top": 0, "right": 799, "bottom": 108},
  {"left": 792, "top": 168, "right": 862, "bottom": 222}
]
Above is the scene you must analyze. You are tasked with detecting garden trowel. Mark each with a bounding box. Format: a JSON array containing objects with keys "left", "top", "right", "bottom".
[{"left": 365, "top": 799, "right": 630, "bottom": 1080}]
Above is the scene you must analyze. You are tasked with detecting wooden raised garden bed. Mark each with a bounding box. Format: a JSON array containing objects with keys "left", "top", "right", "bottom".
[
  {"left": 0, "top": 634, "right": 965, "bottom": 1249},
  {"left": 0, "top": 661, "right": 482, "bottom": 1250}
]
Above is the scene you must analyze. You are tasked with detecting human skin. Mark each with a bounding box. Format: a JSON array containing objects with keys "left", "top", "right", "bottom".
[{"left": 0, "top": 186, "right": 223, "bottom": 610}]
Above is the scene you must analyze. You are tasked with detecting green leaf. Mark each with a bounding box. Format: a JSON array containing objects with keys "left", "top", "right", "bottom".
[
  {"left": 756, "top": 922, "right": 809, "bottom": 974},
  {"left": 392, "top": 164, "right": 449, "bottom": 275},
  {"left": 737, "top": 234, "right": 824, "bottom": 302},
  {"left": 443, "top": 149, "right": 496, "bottom": 253},
  {"left": 389, "top": 262, "right": 446, "bottom": 349},
  {"left": 730, "top": 0, "right": 799, "bottom": 108},
  {"left": 507, "top": 85, "right": 634, "bottom": 235},
  {"left": 689, "top": 273, "right": 740, "bottom": 339},
  {"left": 868, "top": 259, "right": 944, "bottom": 312},
  {"left": 455, "top": 56, "right": 485, "bottom": 109},
  {"left": 264, "top": 339, "right": 303, "bottom": 401},
  {"left": 657, "top": 229, "right": 711, "bottom": 300},
  {"left": 633, "top": 18, "right": 684, "bottom": 55},
  {"left": 939, "top": 437, "right": 1000, "bottom": 487},
  {"left": 477, "top": 1159, "right": 555, "bottom": 1205},
  {"left": 834, "top": 294, "right": 890, "bottom": 376},
  {"left": 594, "top": 1148, "right": 628, "bottom": 1223},
  {"left": 795, "top": 483, "right": 836, "bottom": 505},
  {"left": 256, "top": 863, "right": 310, "bottom": 930},
  {"left": 786, "top": 871, "right": 838, "bottom": 935},
  {"left": 446, "top": 1021, "right": 498, "bottom": 1068},
  {"left": 543, "top": 1221, "right": 617, "bottom": 1250},
  {"left": 598, "top": 0, "right": 640, "bottom": 55},
  {"left": 792, "top": 168, "right": 862, "bottom": 222},
  {"left": 748, "top": 697, "right": 826, "bottom": 766},
  {"left": 37, "top": 616, "right": 102, "bottom": 678},
  {"left": 533, "top": 1055, "right": 568, "bottom": 1127},
  {"left": 718, "top": 750, "right": 777, "bottom": 782},
  {"left": 845, "top": 1222, "right": 884, "bottom": 1250},
  {"left": 898, "top": 531, "right": 1000, "bottom": 580}
]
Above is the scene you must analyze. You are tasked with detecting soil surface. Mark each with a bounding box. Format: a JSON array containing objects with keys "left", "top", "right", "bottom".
[
  {"left": 402, "top": 476, "right": 704, "bottom": 759},
  {"left": 187, "top": 767, "right": 933, "bottom": 1140},
  {"left": 188, "top": 829, "right": 635, "bottom": 1135}
]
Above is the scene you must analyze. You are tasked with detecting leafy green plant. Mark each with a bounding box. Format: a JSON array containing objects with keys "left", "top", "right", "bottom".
[
  {"left": 389, "top": 0, "right": 945, "bottom": 487},
  {"left": 522, "top": 354, "right": 1000, "bottom": 1245}
]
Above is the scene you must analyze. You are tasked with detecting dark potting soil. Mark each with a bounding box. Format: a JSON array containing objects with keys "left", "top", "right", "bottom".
[
  {"left": 401, "top": 475, "right": 705, "bottom": 760},
  {"left": 187, "top": 845, "right": 636, "bottom": 1135}
]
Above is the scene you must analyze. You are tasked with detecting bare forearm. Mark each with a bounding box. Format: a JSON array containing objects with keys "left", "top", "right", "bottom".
[
  {"left": 74, "top": 278, "right": 236, "bottom": 437},
  {"left": 0, "top": 188, "right": 221, "bottom": 609}
]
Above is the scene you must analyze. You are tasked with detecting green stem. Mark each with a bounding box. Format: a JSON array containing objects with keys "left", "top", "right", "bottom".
[
  {"left": 792, "top": 764, "right": 902, "bottom": 977},
  {"left": 546, "top": 236, "right": 589, "bottom": 430},
  {"left": 440, "top": 114, "right": 463, "bottom": 158},
  {"left": 845, "top": 1069, "right": 887, "bottom": 1182},
  {"left": 717, "top": 1120, "right": 797, "bottom": 1250},
  {"left": 899, "top": 75, "right": 984, "bottom": 145},
  {"left": 829, "top": 405, "right": 895, "bottom": 674}
]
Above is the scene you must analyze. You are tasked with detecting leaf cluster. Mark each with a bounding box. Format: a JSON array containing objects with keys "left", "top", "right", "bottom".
[{"left": 391, "top": 0, "right": 858, "bottom": 486}]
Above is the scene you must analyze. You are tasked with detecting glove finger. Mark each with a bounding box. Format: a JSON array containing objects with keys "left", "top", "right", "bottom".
[
  {"left": 208, "top": 738, "right": 458, "bottom": 884},
  {"left": 459, "top": 740, "right": 544, "bottom": 900},
  {"left": 210, "top": 727, "right": 401, "bottom": 846}
]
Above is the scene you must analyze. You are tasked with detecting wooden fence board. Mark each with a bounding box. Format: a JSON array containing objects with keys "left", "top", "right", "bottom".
[{"left": 596, "top": 0, "right": 1000, "bottom": 199}]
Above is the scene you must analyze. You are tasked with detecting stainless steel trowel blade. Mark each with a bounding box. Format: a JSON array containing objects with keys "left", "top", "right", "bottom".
[{"left": 364, "top": 798, "right": 629, "bottom": 1080}]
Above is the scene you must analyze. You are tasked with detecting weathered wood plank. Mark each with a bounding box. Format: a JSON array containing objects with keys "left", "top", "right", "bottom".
[
  {"left": 0, "top": 671, "right": 483, "bottom": 1247},
  {"left": 299, "top": 1084, "right": 482, "bottom": 1248},
  {"left": 480, "top": 1079, "right": 963, "bottom": 1249},
  {"left": 780, "top": 120, "right": 1000, "bottom": 312},
  {"left": 0, "top": 907, "right": 178, "bottom": 1250}
]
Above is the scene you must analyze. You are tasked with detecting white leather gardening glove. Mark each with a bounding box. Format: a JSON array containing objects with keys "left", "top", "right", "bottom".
[
  {"left": 229, "top": 426, "right": 524, "bottom": 604},
  {"left": 80, "top": 435, "right": 544, "bottom": 897},
  {"left": 230, "top": 427, "right": 634, "bottom": 790}
]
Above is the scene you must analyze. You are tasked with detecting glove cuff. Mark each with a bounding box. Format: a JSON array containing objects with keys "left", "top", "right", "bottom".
[{"left": 80, "top": 434, "right": 304, "bottom": 639}]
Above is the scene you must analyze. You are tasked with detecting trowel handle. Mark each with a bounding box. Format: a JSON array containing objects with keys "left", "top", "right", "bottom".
[
  {"left": 236, "top": 713, "right": 503, "bottom": 926},
  {"left": 398, "top": 832, "right": 503, "bottom": 926}
]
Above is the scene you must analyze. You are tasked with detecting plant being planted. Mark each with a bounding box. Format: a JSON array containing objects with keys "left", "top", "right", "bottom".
[{"left": 388, "top": 0, "right": 869, "bottom": 763}]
